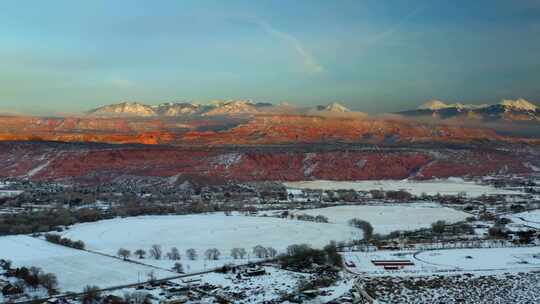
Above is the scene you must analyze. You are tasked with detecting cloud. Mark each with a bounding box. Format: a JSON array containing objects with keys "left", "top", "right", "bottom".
[
  {"left": 255, "top": 20, "right": 324, "bottom": 74},
  {"left": 359, "top": 5, "right": 427, "bottom": 52}
]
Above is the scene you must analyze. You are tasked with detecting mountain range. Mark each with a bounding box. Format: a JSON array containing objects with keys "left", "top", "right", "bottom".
[
  {"left": 399, "top": 98, "right": 539, "bottom": 122},
  {"left": 87, "top": 100, "right": 353, "bottom": 117},
  {"left": 86, "top": 98, "right": 539, "bottom": 124}
]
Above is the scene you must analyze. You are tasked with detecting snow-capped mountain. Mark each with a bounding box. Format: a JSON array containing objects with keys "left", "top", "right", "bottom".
[
  {"left": 153, "top": 102, "right": 208, "bottom": 116},
  {"left": 499, "top": 98, "right": 538, "bottom": 112},
  {"left": 418, "top": 100, "right": 489, "bottom": 111},
  {"left": 202, "top": 100, "right": 272, "bottom": 116},
  {"left": 401, "top": 98, "right": 539, "bottom": 122},
  {"left": 316, "top": 102, "right": 351, "bottom": 113},
  {"left": 88, "top": 100, "right": 275, "bottom": 117},
  {"left": 87, "top": 102, "right": 157, "bottom": 117}
]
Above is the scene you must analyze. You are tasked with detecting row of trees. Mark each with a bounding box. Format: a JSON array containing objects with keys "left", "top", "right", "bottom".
[
  {"left": 118, "top": 246, "right": 202, "bottom": 261},
  {"left": 44, "top": 233, "right": 85, "bottom": 250},
  {"left": 118, "top": 245, "right": 280, "bottom": 262},
  {"left": 117, "top": 245, "right": 178, "bottom": 261}
]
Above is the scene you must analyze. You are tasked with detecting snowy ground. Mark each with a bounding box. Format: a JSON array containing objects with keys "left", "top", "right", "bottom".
[
  {"left": 293, "top": 204, "right": 470, "bottom": 234},
  {"left": 284, "top": 178, "right": 522, "bottom": 197},
  {"left": 362, "top": 272, "right": 540, "bottom": 304},
  {"left": 0, "top": 235, "right": 173, "bottom": 293},
  {"left": 108, "top": 266, "right": 353, "bottom": 304},
  {"left": 0, "top": 190, "right": 23, "bottom": 198},
  {"left": 61, "top": 214, "right": 358, "bottom": 270},
  {"left": 344, "top": 246, "right": 540, "bottom": 276},
  {"left": 506, "top": 210, "right": 540, "bottom": 229}
]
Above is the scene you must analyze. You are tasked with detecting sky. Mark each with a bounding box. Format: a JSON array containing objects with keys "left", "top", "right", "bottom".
[{"left": 0, "top": 0, "right": 539, "bottom": 115}]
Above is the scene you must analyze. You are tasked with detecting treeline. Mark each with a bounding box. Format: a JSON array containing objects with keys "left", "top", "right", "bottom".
[
  {"left": 44, "top": 233, "right": 85, "bottom": 250},
  {"left": 0, "top": 201, "right": 246, "bottom": 236}
]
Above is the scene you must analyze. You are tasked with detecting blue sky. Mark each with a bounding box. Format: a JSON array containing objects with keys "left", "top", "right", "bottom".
[{"left": 0, "top": 0, "right": 539, "bottom": 114}]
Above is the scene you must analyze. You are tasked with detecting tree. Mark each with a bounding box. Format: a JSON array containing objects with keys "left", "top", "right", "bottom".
[
  {"left": 39, "top": 273, "right": 58, "bottom": 295},
  {"left": 28, "top": 266, "right": 42, "bottom": 288},
  {"left": 149, "top": 244, "right": 162, "bottom": 260},
  {"left": 517, "top": 230, "right": 535, "bottom": 244},
  {"left": 348, "top": 219, "right": 374, "bottom": 240},
  {"left": 204, "top": 248, "right": 221, "bottom": 260},
  {"left": 82, "top": 285, "right": 101, "bottom": 304},
  {"left": 123, "top": 291, "right": 148, "bottom": 304},
  {"left": 167, "top": 247, "right": 181, "bottom": 260},
  {"left": 286, "top": 244, "right": 311, "bottom": 256},
  {"left": 253, "top": 245, "right": 268, "bottom": 258},
  {"left": 231, "top": 248, "right": 246, "bottom": 259},
  {"left": 134, "top": 249, "right": 146, "bottom": 259},
  {"left": 72, "top": 240, "right": 86, "bottom": 250},
  {"left": 117, "top": 248, "right": 131, "bottom": 260},
  {"left": 431, "top": 220, "right": 447, "bottom": 235},
  {"left": 266, "top": 247, "right": 278, "bottom": 258},
  {"left": 186, "top": 248, "right": 197, "bottom": 260},
  {"left": 172, "top": 262, "right": 184, "bottom": 273},
  {"left": 147, "top": 270, "right": 156, "bottom": 282},
  {"left": 2, "top": 259, "right": 12, "bottom": 270},
  {"left": 324, "top": 242, "right": 343, "bottom": 267}
]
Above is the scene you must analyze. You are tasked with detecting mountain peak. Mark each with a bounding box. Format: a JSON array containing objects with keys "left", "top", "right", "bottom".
[
  {"left": 88, "top": 101, "right": 156, "bottom": 116},
  {"left": 418, "top": 100, "right": 451, "bottom": 110},
  {"left": 319, "top": 102, "right": 350, "bottom": 112},
  {"left": 500, "top": 98, "right": 538, "bottom": 111}
]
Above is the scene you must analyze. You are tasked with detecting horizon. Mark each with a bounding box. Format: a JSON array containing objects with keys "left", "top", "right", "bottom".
[
  {"left": 0, "top": 1, "right": 539, "bottom": 115},
  {"left": 1, "top": 97, "right": 539, "bottom": 117}
]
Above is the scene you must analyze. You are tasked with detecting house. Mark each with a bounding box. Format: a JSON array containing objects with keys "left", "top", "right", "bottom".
[{"left": 371, "top": 259, "right": 414, "bottom": 270}]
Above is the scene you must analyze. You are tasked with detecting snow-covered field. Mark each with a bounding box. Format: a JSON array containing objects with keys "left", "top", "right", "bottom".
[
  {"left": 506, "top": 210, "right": 540, "bottom": 229},
  {"left": 294, "top": 204, "right": 470, "bottom": 234},
  {"left": 345, "top": 246, "right": 540, "bottom": 276},
  {"left": 0, "top": 235, "right": 172, "bottom": 293},
  {"left": 284, "top": 178, "right": 522, "bottom": 197},
  {"left": 62, "top": 214, "right": 358, "bottom": 260},
  {"left": 0, "top": 190, "right": 23, "bottom": 198},
  {"left": 416, "top": 247, "right": 540, "bottom": 271}
]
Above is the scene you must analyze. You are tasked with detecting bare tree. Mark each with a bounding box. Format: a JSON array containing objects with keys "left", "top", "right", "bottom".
[
  {"left": 172, "top": 262, "right": 184, "bottom": 273},
  {"left": 204, "top": 248, "right": 221, "bottom": 260},
  {"left": 123, "top": 291, "right": 149, "bottom": 304},
  {"left": 82, "top": 285, "right": 101, "bottom": 304},
  {"left": 149, "top": 244, "right": 162, "bottom": 260},
  {"left": 147, "top": 270, "right": 156, "bottom": 282},
  {"left": 167, "top": 247, "right": 181, "bottom": 260},
  {"left": 134, "top": 249, "right": 146, "bottom": 259},
  {"left": 230, "top": 247, "right": 246, "bottom": 259},
  {"left": 186, "top": 248, "right": 197, "bottom": 260},
  {"left": 28, "top": 266, "right": 42, "bottom": 288},
  {"left": 40, "top": 273, "right": 58, "bottom": 295},
  {"left": 266, "top": 247, "right": 278, "bottom": 258},
  {"left": 238, "top": 247, "right": 247, "bottom": 259},
  {"left": 252, "top": 245, "right": 268, "bottom": 258},
  {"left": 117, "top": 248, "right": 131, "bottom": 260}
]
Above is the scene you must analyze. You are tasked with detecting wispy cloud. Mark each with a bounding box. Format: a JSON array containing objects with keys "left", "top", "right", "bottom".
[
  {"left": 360, "top": 5, "right": 427, "bottom": 52},
  {"left": 255, "top": 19, "right": 324, "bottom": 74}
]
